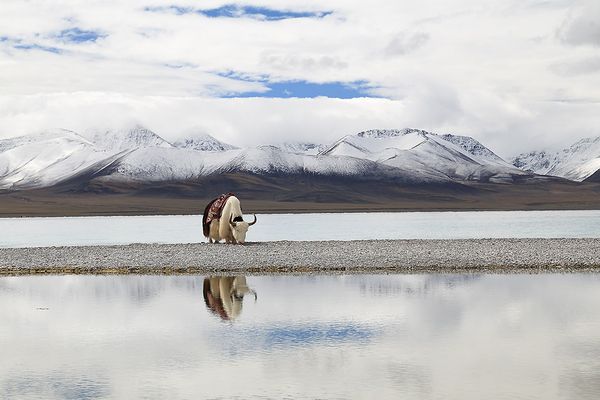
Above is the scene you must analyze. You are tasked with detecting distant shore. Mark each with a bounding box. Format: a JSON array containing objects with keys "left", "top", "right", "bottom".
[
  {"left": 2, "top": 239, "right": 600, "bottom": 275},
  {"left": 1, "top": 196, "right": 600, "bottom": 218},
  {"left": 1, "top": 175, "right": 600, "bottom": 217}
]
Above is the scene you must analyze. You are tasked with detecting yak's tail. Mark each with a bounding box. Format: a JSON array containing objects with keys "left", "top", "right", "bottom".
[{"left": 202, "top": 200, "right": 213, "bottom": 237}]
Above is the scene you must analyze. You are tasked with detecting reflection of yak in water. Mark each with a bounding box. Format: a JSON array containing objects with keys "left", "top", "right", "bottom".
[{"left": 203, "top": 276, "right": 257, "bottom": 320}]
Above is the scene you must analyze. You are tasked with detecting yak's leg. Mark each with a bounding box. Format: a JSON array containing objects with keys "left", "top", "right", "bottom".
[{"left": 209, "top": 220, "right": 222, "bottom": 244}]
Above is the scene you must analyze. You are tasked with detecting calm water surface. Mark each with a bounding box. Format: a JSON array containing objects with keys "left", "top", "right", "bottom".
[
  {"left": 1, "top": 274, "right": 600, "bottom": 399},
  {"left": 1, "top": 210, "right": 599, "bottom": 248}
]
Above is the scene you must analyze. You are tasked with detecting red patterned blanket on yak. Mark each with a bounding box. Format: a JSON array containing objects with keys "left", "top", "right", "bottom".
[{"left": 202, "top": 193, "right": 235, "bottom": 237}]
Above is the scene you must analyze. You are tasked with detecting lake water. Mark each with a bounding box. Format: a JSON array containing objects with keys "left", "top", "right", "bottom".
[
  {"left": 2, "top": 273, "right": 600, "bottom": 399},
  {"left": 1, "top": 210, "right": 599, "bottom": 248}
]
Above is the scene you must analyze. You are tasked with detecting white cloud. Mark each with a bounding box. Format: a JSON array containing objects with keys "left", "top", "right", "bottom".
[
  {"left": 385, "top": 32, "right": 430, "bottom": 56},
  {"left": 557, "top": 0, "right": 600, "bottom": 47},
  {"left": 551, "top": 56, "right": 600, "bottom": 76},
  {"left": 3, "top": 92, "right": 599, "bottom": 158},
  {"left": 0, "top": 0, "right": 599, "bottom": 158}
]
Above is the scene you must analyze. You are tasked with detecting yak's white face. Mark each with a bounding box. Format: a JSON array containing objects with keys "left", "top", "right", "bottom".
[{"left": 231, "top": 222, "right": 250, "bottom": 244}]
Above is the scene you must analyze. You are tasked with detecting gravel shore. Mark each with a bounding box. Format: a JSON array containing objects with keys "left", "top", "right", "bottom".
[{"left": 1, "top": 239, "right": 600, "bottom": 275}]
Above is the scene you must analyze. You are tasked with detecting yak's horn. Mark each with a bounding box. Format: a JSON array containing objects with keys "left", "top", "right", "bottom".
[
  {"left": 248, "top": 214, "right": 257, "bottom": 226},
  {"left": 229, "top": 214, "right": 236, "bottom": 227}
]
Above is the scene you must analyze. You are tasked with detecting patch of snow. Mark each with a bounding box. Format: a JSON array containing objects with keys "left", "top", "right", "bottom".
[
  {"left": 320, "top": 130, "right": 427, "bottom": 157},
  {"left": 173, "top": 134, "right": 237, "bottom": 152},
  {"left": 272, "top": 141, "right": 326, "bottom": 155},
  {"left": 439, "top": 134, "right": 507, "bottom": 165}
]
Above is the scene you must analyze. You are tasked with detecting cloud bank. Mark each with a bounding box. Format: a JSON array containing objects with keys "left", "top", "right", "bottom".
[{"left": 0, "top": 0, "right": 599, "bottom": 157}]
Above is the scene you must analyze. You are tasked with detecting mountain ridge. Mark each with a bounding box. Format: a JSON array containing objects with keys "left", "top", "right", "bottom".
[
  {"left": 0, "top": 125, "right": 579, "bottom": 191},
  {"left": 511, "top": 135, "right": 600, "bottom": 181}
]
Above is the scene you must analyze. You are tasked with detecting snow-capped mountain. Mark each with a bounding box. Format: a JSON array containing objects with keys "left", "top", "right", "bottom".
[
  {"left": 173, "top": 134, "right": 237, "bottom": 152},
  {"left": 0, "top": 125, "right": 537, "bottom": 190},
  {"left": 0, "top": 129, "right": 129, "bottom": 189},
  {"left": 511, "top": 136, "right": 600, "bottom": 181},
  {"left": 113, "top": 144, "right": 443, "bottom": 184},
  {"left": 84, "top": 125, "right": 173, "bottom": 152},
  {"left": 319, "top": 129, "right": 524, "bottom": 183},
  {"left": 114, "top": 128, "right": 517, "bottom": 184}
]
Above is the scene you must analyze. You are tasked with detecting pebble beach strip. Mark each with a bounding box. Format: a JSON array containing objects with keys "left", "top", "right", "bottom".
[{"left": 1, "top": 238, "right": 600, "bottom": 275}]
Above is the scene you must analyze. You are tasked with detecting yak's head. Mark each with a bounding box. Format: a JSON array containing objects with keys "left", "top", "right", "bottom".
[{"left": 229, "top": 214, "right": 257, "bottom": 244}]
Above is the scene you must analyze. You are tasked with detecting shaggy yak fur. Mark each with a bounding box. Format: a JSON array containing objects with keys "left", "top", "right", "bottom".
[{"left": 202, "top": 193, "right": 255, "bottom": 244}]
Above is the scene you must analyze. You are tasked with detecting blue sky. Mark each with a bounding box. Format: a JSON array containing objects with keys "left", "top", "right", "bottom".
[
  {"left": 12, "top": 43, "right": 61, "bottom": 54},
  {"left": 146, "top": 4, "right": 332, "bottom": 20},
  {"left": 199, "top": 5, "right": 331, "bottom": 20},
  {"left": 57, "top": 28, "right": 105, "bottom": 43},
  {"left": 237, "top": 81, "right": 374, "bottom": 99},
  {"left": 3, "top": 27, "right": 104, "bottom": 55},
  {"left": 219, "top": 76, "right": 377, "bottom": 99}
]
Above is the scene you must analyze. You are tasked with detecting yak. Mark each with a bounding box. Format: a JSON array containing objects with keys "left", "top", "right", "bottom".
[{"left": 203, "top": 194, "right": 256, "bottom": 244}]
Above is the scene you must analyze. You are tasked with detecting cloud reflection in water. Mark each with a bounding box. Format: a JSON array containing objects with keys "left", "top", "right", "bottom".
[{"left": 1, "top": 274, "right": 600, "bottom": 399}]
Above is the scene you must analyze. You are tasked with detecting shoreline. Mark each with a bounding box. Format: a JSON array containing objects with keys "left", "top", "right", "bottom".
[
  {"left": 2, "top": 179, "right": 600, "bottom": 218},
  {"left": 2, "top": 239, "right": 600, "bottom": 276},
  {"left": 2, "top": 208, "right": 599, "bottom": 220}
]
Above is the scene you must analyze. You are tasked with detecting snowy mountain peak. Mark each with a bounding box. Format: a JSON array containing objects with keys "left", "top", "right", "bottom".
[
  {"left": 440, "top": 134, "right": 505, "bottom": 164},
  {"left": 173, "top": 134, "right": 237, "bottom": 152},
  {"left": 273, "top": 141, "right": 326, "bottom": 155},
  {"left": 356, "top": 128, "right": 428, "bottom": 139},
  {"left": 511, "top": 150, "right": 551, "bottom": 172},
  {"left": 511, "top": 135, "right": 600, "bottom": 181},
  {"left": 86, "top": 125, "right": 173, "bottom": 152},
  {"left": 320, "top": 129, "right": 430, "bottom": 157}
]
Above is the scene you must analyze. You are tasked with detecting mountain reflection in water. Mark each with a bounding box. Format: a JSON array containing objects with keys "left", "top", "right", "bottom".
[{"left": 1, "top": 274, "right": 600, "bottom": 400}]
